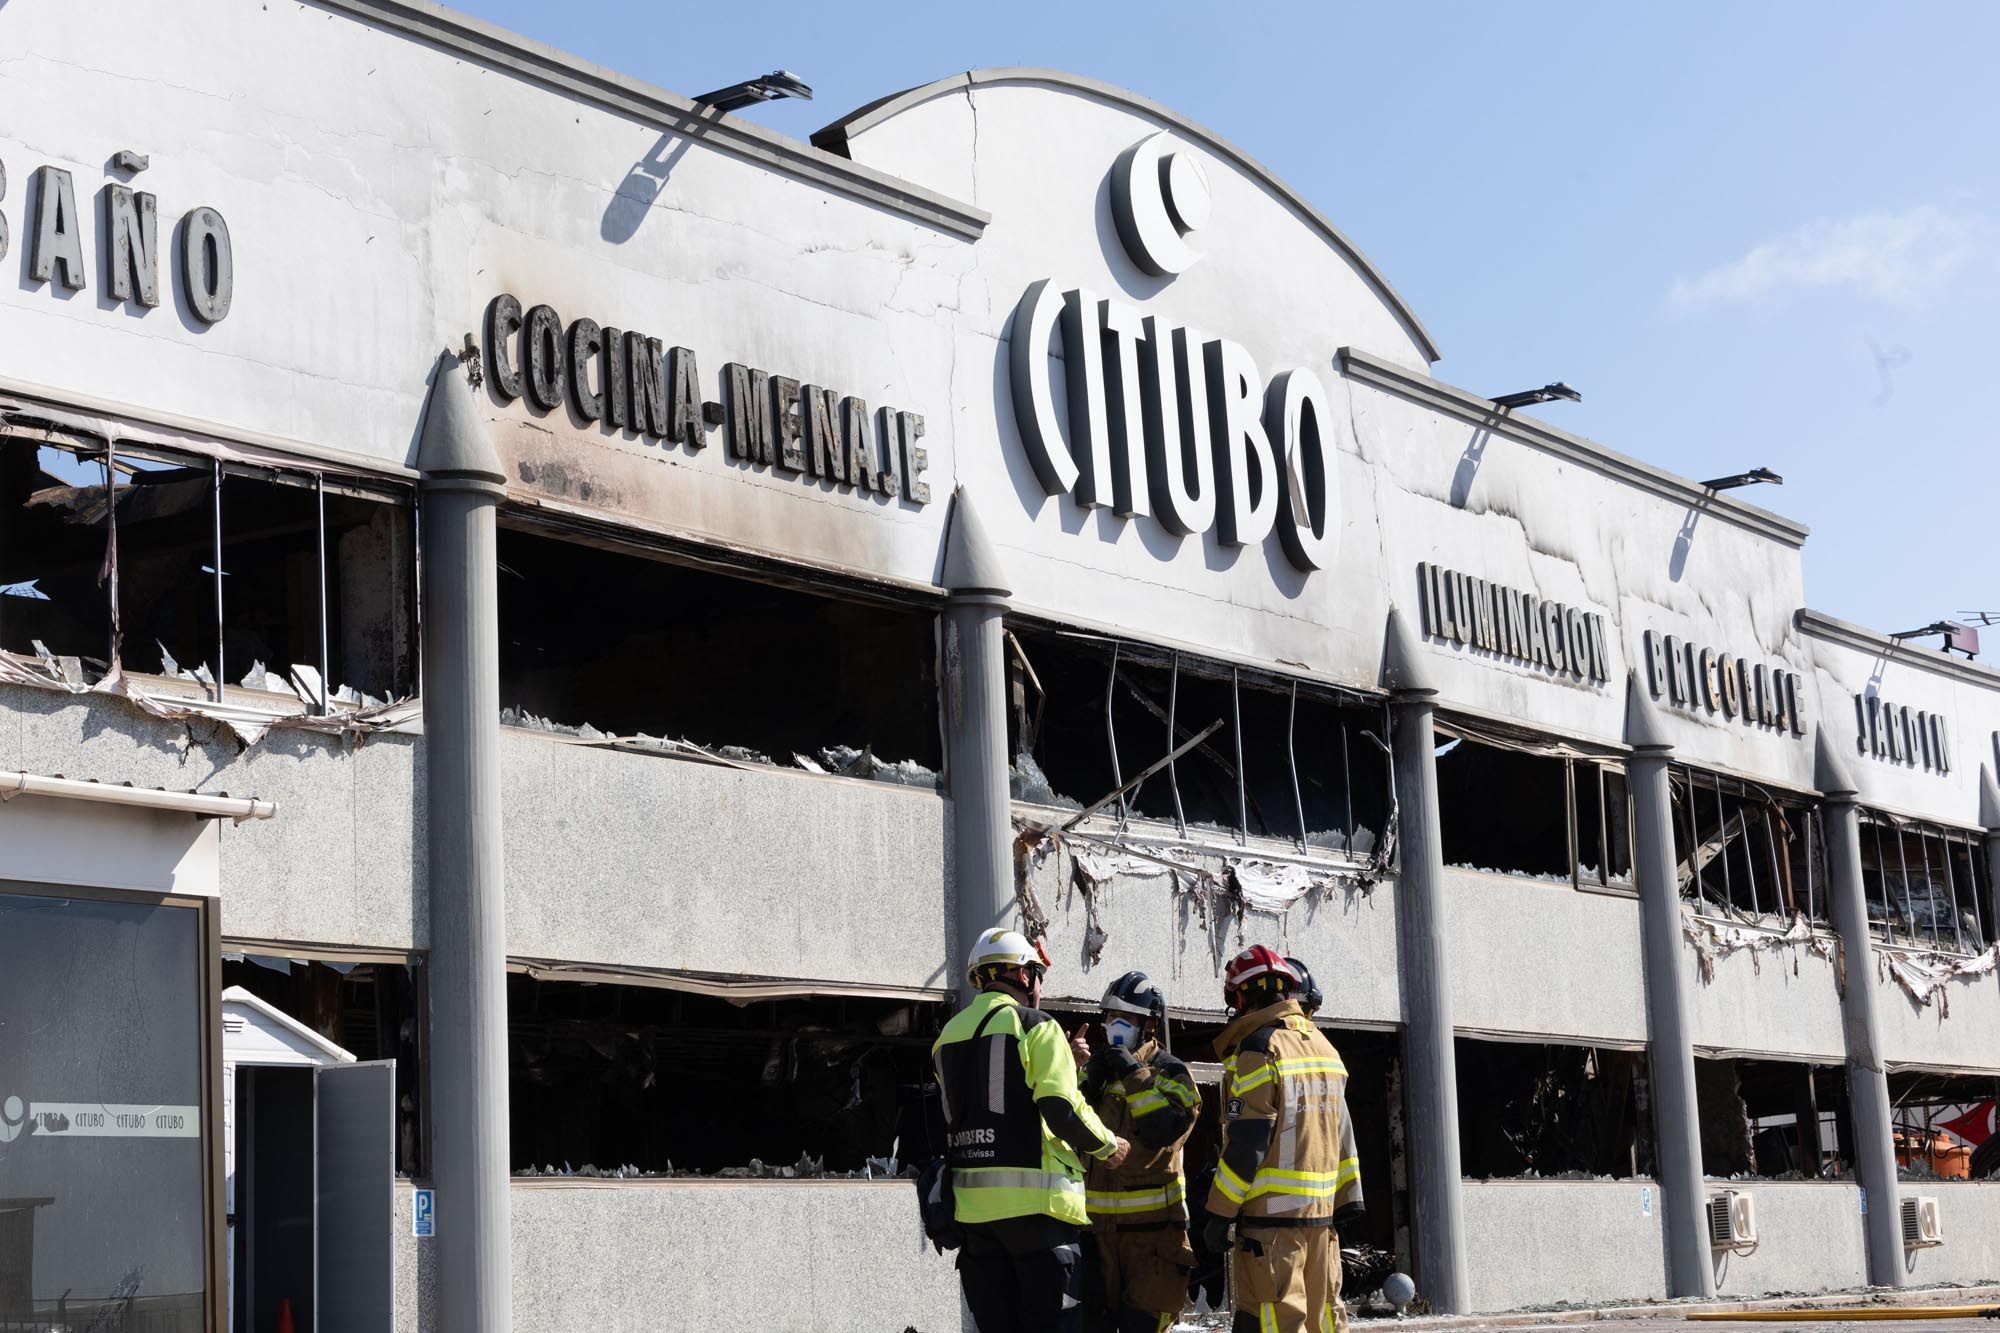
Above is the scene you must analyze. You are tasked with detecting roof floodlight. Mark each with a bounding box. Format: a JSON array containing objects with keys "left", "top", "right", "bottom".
[
  {"left": 694, "top": 70, "right": 814, "bottom": 113},
  {"left": 1490, "top": 382, "right": 1582, "bottom": 410},
  {"left": 1700, "top": 467, "right": 1783, "bottom": 492}
]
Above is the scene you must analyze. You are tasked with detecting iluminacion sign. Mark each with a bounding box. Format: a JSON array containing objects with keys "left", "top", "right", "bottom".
[{"left": 1416, "top": 563, "right": 1610, "bottom": 687}]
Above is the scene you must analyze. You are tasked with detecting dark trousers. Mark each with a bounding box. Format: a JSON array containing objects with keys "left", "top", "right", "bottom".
[{"left": 957, "top": 1214, "right": 1087, "bottom": 1333}]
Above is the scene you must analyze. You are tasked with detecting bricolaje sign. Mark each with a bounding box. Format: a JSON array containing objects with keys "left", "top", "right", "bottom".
[
  {"left": 1416, "top": 563, "right": 1610, "bottom": 686},
  {"left": 484, "top": 294, "right": 932, "bottom": 506},
  {"left": 1640, "top": 630, "right": 1805, "bottom": 737},
  {"left": 1007, "top": 134, "right": 1335, "bottom": 576},
  {"left": 1854, "top": 694, "right": 1951, "bottom": 774},
  {"left": 1, "top": 153, "right": 234, "bottom": 322}
]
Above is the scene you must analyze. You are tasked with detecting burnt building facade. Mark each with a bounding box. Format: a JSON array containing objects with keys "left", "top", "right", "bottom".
[{"left": 0, "top": 4, "right": 1996, "bottom": 1330}]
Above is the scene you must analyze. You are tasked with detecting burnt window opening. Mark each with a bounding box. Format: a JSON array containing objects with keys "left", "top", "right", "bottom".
[
  {"left": 0, "top": 440, "right": 112, "bottom": 678},
  {"left": 495, "top": 522, "right": 941, "bottom": 781},
  {"left": 220, "top": 470, "right": 417, "bottom": 703},
  {"left": 1671, "top": 766, "right": 1825, "bottom": 927},
  {"left": 0, "top": 435, "right": 417, "bottom": 703},
  {"left": 220, "top": 954, "right": 427, "bottom": 1177},
  {"left": 1574, "top": 762, "right": 1633, "bottom": 887},
  {"left": 1888, "top": 1070, "right": 2000, "bottom": 1181},
  {"left": 114, "top": 451, "right": 215, "bottom": 684},
  {"left": 1695, "top": 1056, "right": 1852, "bottom": 1180},
  {"left": 1005, "top": 624, "right": 1390, "bottom": 854},
  {"left": 1455, "top": 1037, "right": 1647, "bottom": 1179},
  {"left": 1162, "top": 1017, "right": 1402, "bottom": 1258},
  {"left": 1437, "top": 739, "right": 1629, "bottom": 885},
  {"left": 506, "top": 975, "right": 946, "bottom": 1177},
  {"left": 1860, "top": 814, "right": 1991, "bottom": 954}
]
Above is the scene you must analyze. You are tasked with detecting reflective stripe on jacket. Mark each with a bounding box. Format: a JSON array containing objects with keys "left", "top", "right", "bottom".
[
  {"left": 1205, "top": 998, "right": 1363, "bottom": 1223},
  {"left": 933, "top": 988, "right": 1117, "bottom": 1226},
  {"left": 1083, "top": 1039, "right": 1200, "bottom": 1225}
]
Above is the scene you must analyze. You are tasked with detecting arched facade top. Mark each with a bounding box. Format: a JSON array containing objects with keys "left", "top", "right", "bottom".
[{"left": 814, "top": 67, "right": 1442, "bottom": 365}]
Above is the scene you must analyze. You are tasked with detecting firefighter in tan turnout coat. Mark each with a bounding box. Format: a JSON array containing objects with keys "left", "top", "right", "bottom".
[
  {"left": 1076, "top": 970, "right": 1200, "bottom": 1333},
  {"left": 1200, "top": 946, "right": 1362, "bottom": 1333}
]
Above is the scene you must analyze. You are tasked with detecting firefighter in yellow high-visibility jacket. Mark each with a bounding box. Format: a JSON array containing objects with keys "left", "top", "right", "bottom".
[
  {"left": 1199, "top": 946, "right": 1362, "bottom": 1333},
  {"left": 935, "top": 928, "right": 1131, "bottom": 1333}
]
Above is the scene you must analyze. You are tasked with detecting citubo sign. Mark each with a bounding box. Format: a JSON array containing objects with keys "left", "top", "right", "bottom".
[{"left": 1007, "top": 134, "right": 1337, "bottom": 575}]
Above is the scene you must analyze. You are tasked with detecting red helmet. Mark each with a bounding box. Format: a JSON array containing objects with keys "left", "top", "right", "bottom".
[{"left": 1223, "top": 945, "right": 1300, "bottom": 1010}]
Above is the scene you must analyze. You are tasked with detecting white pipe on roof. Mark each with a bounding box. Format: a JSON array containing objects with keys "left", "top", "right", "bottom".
[{"left": 0, "top": 771, "right": 276, "bottom": 822}]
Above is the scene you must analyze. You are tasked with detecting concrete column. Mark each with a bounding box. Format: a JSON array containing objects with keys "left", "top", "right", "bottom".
[
  {"left": 416, "top": 355, "right": 513, "bottom": 1332},
  {"left": 1624, "top": 678, "right": 1715, "bottom": 1299},
  {"left": 941, "top": 488, "right": 1014, "bottom": 990},
  {"left": 1818, "top": 730, "right": 1902, "bottom": 1288},
  {"left": 1979, "top": 767, "right": 2000, "bottom": 959},
  {"left": 1381, "top": 609, "right": 1468, "bottom": 1313}
]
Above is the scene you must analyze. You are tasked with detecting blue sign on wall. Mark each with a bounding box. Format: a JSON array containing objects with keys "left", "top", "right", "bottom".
[{"left": 413, "top": 1188, "right": 436, "bottom": 1238}]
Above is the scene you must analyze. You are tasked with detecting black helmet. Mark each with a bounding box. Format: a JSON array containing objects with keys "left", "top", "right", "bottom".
[
  {"left": 1101, "top": 970, "right": 1165, "bottom": 1021},
  {"left": 1285, "top": 957, "right": 1324, "bottom": 1017}
]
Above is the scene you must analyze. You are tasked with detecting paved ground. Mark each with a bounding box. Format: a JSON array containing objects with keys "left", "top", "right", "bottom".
[
  {"left": 1456, "top": 1312, "right": 2000, "bottom": 1320},
  {"left": 1167, "top": 1303, "right": 2000, "bottom": 1333}
]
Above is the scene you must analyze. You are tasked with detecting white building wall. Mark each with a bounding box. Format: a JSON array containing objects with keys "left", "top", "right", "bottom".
[
  {"left": 393, "top": 1181, "right": 963, "bottom": 1333},
  {"left": 1707, "top": 1183, "right": 1868, "bottom": 1297},
  {"left": 1462, "top": 1180, "right": 1666, "bottom": 1310},
  {"left": 1900, "top": 1183, "right": 2000, "bottom": 1286},
  {"left": 1871, "top": 962, "right": 2000, "bottom": 1074},
  {"left": 1682, "top": 932, "right": 1848, "bottom": 1062},
  {"left": 502, "top": 732, "right": 951, "bottom": 990},
  {"left": 1443, "top": 871, "right": 1647, "bottom": 1044}
]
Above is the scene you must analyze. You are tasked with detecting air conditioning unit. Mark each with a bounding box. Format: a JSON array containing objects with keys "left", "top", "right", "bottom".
[
  {"left": 1901, "top": 1195, "right": 1944, "bottom": 1249},
  {"left": 1708, "top": 1190, "right": 1758, "bottom": 1250}
]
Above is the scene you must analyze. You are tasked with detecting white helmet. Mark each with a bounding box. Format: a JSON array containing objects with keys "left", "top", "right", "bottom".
[{"left": 966, "top": 928, "right": 1049, "bottom": 989}]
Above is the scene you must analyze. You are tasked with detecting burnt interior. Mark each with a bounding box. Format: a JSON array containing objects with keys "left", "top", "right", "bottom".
[
  {"left": 1695, "top": 1055, "right": 1852, "bottom": 1179},
  {"left": 506, "top": 975, "right": 947, "bottom": 1176},
  {"left": 1455, "top": 1037, "right": 1647, "bottom": 1179},
  {"left": 496, "top": 521, "right": 940, "bottom": 773},
  {"left": 1007, "top": 624, "right": 1390, "bottom": 851}
]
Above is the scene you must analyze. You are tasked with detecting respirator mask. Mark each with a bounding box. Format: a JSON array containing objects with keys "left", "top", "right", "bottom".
[{"left": 1104, "top": 1016, "right": 1142, "bottom": 1050}]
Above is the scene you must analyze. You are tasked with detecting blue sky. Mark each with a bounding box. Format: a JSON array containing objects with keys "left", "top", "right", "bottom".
[{"left": 456, "top": 0, "right": 1998, "bottom": 638}]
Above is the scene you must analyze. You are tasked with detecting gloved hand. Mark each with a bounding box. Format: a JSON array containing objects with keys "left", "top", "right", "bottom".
[
  {"left": 1334, "top": 1202, "right": 1367, "bottom": 1235},
  {"left": 1097, "top": 1045, "right": 1140, "bottom": 1079},
  {"left": 1201, "top": 1213, "right": 1232, "bottom": 1257}
]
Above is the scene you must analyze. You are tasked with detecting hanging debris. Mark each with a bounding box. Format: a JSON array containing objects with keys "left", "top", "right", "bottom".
[
  {"left": 1877, "top": 943, "right": 2000, "bottom": 1016},
  {"left": 1680, "top": 905, "right": 1839, "bottom": 986}
]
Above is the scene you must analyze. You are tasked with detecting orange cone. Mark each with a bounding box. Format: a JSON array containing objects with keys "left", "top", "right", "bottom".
[{"left": 276, "top": 1297, "right": 296, "bottom": 1333}]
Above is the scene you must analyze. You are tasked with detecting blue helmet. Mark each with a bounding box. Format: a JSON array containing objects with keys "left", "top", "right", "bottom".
[{"left": 1285, "top": 957, "right": 1324, "bottom": 1017}]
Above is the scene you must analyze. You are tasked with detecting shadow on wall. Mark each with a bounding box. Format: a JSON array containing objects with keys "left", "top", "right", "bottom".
[
  {"left": 601, "top": 126, "right": 708, "bottom": 244},
  {"left": 1669, "top": 497, "right": 1718, "bottom": 583},
  {"left": 1450, "top": 426, "right": 1493, "bottom": 509}
]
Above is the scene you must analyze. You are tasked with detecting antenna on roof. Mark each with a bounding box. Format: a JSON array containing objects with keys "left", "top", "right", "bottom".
[{"left": 1890, "top": 621, "right": 1980, "bottom": 659}]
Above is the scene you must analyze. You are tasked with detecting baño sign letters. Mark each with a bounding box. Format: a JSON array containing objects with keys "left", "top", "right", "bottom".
[
  {"left": 484, "top": 293, "right": 931, "bottom": 506},
  {"left": 0, "top": 153, "right": 235, "bottom": 323}
]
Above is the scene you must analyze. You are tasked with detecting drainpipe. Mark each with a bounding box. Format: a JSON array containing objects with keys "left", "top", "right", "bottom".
[
  {"left": 1624, "top": 677, "right": 1714, "bottom": 1299},
  {"left": 1381, "top": 609, "right": 1468, "bottom": 1313},
  {"left": 1818, "top": 729, "right": 1902, "bottom": 1288},
  {"left": 416, "top": 353, "right": 513, "bottom": 1333},
  {"left": 941, "top": 488, "right": 1014, "bottom": 993}
]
